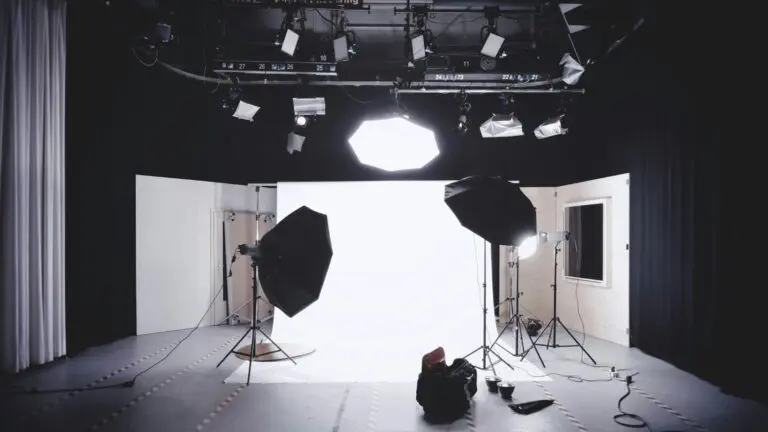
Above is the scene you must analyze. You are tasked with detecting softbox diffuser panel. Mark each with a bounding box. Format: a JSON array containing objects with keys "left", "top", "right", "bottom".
[
  {"left": 257, "top": 206, "right": 333, "bottom": 318},
  {"left": 445, "top": 176, "right": 537, "bottom": 246}
]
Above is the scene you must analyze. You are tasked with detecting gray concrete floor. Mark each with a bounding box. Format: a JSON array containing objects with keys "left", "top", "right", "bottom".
[{"left": 2, "top": 322, "right": 768, "bottom": 432}]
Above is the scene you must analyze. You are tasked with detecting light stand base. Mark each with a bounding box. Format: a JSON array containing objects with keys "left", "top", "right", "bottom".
[
  {"left": 463, "top": 344, "right": 516, "bottom": 375},
  {"left": 524, "top": 317, "right": 596, "bottom": 364},
  {"left": 234, "top": 342, "right": 315, "bottom": 362},
  {"left": 491, "top": 313, "right": 546, "bottom": 368},
  {"left": 216, "top": 324, "right": 300, "bottom": 385}
]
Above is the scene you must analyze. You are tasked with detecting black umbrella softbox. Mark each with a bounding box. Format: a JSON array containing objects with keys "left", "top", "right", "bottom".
[
  {"left": 444, "top": 176, "right": 536, "bottom": 246},
  {"left": 257, "top": 206, "right": 333, "bottom": 318}
]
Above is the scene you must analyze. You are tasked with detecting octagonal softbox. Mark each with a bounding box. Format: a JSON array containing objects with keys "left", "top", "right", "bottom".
[
  {"left": 257, "top": 206, "right": 333, "bottom": 318},
  {"left": 444, "top": 176, "right": 536, "bottom": 246}
]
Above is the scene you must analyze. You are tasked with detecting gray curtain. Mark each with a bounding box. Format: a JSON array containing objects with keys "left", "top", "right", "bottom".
[{"left": 0, "top": 0, "right": 67, "bottom": 373}]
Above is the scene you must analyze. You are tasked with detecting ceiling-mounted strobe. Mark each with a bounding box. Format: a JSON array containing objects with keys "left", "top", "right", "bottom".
[
  {"left": 479, "top": 95, "right": 523, "bottom": 139},
  {"left": 560, "top": 53, "right": 585, "bottom": 85},
  {"left": 222, "top": 85, "right": 260, "bottom": 122},
  {"left": 286, "top": 132, "right": 305, "bottom": 154},
  {"left": 456, "top": 92, "right": 471, "bottom": 136},
  {"left": 534, "top": 115, "right": 568, "bottom": 139}
]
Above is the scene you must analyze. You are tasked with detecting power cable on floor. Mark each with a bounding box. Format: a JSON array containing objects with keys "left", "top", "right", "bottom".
[
  {"left": 3, "top": 253, "right": 240, "bottom": 395},
  {"left": 510, "top": 359, "right": 616, "bottom": 384},
  {"left": 613, "top": 374, "right": 651, "bottom": 430}
]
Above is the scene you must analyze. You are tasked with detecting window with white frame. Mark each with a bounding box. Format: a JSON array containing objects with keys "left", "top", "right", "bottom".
[{"left": 564, "top": 200, "right": 606, "bottom": 283}]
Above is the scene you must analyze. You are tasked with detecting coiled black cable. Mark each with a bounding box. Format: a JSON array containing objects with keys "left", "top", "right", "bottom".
[{"left": 613, "top": 375, "right": 651, "bottom": 430}]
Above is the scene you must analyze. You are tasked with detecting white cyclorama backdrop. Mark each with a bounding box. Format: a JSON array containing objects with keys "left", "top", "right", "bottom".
[{"left": 267, "top": 181, "right": 511, "bottom": 381}]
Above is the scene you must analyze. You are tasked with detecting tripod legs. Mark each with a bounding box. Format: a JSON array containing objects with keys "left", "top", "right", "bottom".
[
  {"left": 216, "top": 324, "right": 298, "bottom": 385},
  {"left": 490, "top": 313, "right": 546, "bottom": 368},
  {"left": 523, "top": 317, "right": 596, "bottom": 365},
  {"left": 463, "top": 344, "right": 517, "bottom": 376}
]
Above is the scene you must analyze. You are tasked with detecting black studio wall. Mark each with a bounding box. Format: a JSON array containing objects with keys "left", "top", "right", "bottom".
[{"left": 66, "top": 0, "right": 762, "bottom": 405}]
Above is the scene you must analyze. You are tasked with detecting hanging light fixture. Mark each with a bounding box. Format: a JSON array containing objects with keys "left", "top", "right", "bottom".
[
  {"left": 534, "top": 115, "right": 568, "bottom": 139},
  {"left": 560, "top": 53, "right": 585, "bottom": 85},
  {"left": 348, "top": 114, "right": 439, "bottom": 172}
]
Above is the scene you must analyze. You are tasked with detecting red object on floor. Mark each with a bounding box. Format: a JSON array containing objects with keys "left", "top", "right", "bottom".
[{"left": 423, "top": 347, "right": 446, "bottom": 371}]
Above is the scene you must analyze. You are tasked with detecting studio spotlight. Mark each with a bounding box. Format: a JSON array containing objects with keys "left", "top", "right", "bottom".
[
  {"left": 517, "top": 235, "right": 539, "bottom": 260},
  {"left": 348, "top": 114, "right": 439, "bottom": 172},
  {"left": 481, "top": 33, "right": 505, "bottom": 58},
  {"left": 479, "top": 114, "right": 524, "bottom": 138},
  {"left": 455, "top": 92, "right": 471, "bottom": 136},
  {"left": 233, "top": 101, "right": 260, "bottom": 122},
  {"left": 287, "top": 132, "right": 305, "bottom": 154},
  {"left": 223, "top": 87, "right": 260, "bottom": 122},
  {"left": 534, "top": 115, "right": 568, "bottom": 139},
  {"left": 411, "top": 34, "right": 427, "bottom": 61},
  {"left": 333, "top": 31, "right": 357, "bottom": 62},
  {"left": 334, "top": 34, "right": 349, "bottom": 62},
  {"left": 281, "top": 28, "right": 300, "bottom": 56},
  {"left": 560, "top": 53, "right": 585, "bottom": 85},
  {"left": 457, "top": 114, "right": 469, "bottom": 135},
  {"left": 293, "top": 97, "right": 326, "bottom": 117}
]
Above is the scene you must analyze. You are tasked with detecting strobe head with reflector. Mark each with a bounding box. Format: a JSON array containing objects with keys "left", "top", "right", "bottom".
[
  {"left": 239, "top": 206, "right": 333, "bottom": 318},
  {"left": 280, "top": 28, "right": 300, "bottom": 57},
  {"left": 293, "top": 97, "right": 326, "bottom": 117},
  {"left": 539, "top": 230, "right": 570, "bottom": 243},
  {"left": 333, "top": 31, "right": 357, "bottom": 62},
  {"left": 411, "top": 34, "right": 426, "bottom": 61},
  {"left": 517, "top": 235, "right": 539, "bottom": 260},
  {"left": 560, "top": 53, "right": 585, "bottom": 85},
  {"left": 444, "top": 176, "right": 536, "bottom": 246},
  {"left": 286, "top": 132, "right": 305, "bottom": 154},
  {"left": 480, "top": 114, "right": 524, "bottom": 139},
  {"left": 534, "top": 115, "right": 568, "bottom": 139},
  {"left": 348, "top": 114, "right": 439, "bottom": 172},
  {"left": 481, "top": 33, "right": 505, "bottom": 59},
  {"left": 457, "top": 114, "right": 469, "bottom": 135},
  {"left": 222, "top": 87, "right": 260, "bottom": 122}
]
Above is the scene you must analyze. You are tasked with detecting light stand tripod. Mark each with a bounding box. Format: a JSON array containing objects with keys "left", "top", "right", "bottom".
[
  {"left": 490, "top": 251, "right": 545, "bottom": 367},
  {"left": 522, "top": 241, "right": 596, "bottom": 364},
  {"left": 463, "top": 242, "right": 516, "bottom": 374},
  {"left": 216, "top": 254, "right": 297, "bottom": 385}
]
